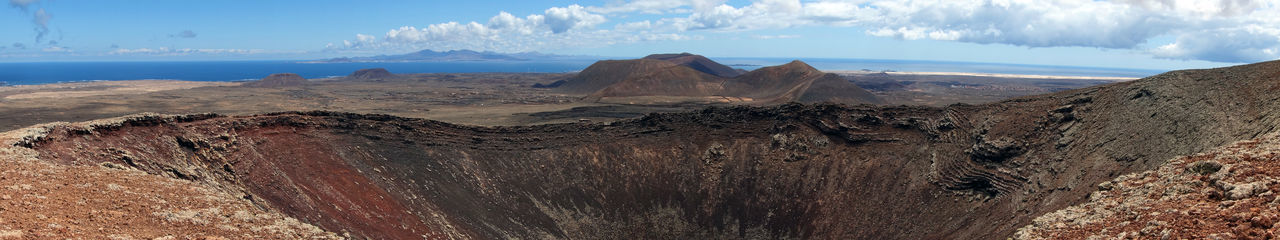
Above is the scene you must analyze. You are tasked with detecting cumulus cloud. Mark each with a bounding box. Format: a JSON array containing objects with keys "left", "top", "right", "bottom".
[
  {"left": 587, "top": 0, "right": 726, "bottom": 14},
  {"left": 646, "top": 0, "right": 1280, "bottom": 62},
  {"left": 11, "top": 43, "right": 25, "bottom": 49},
  {"left": 109, "top": 47, "right": 269, "bottom": 56},
  {"left": 1152, "top": 27, "right": 1280, "bottom": 62},
  {"left": 544, "top": 5, "right": 605, "bottom": 33},
  {"left": 337, "top": 3, "right": 692, "bottom": 53},
  {"left": 169, "top": 30, "right": 198, "bottom": 38},
  {"left": 336, "top": 0, "right": 1280, "bottom": 63}
]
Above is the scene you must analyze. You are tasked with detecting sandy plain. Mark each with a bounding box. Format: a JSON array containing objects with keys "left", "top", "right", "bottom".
[{"left": 0, "top": 70, "right": 1125, "bottom": 131}]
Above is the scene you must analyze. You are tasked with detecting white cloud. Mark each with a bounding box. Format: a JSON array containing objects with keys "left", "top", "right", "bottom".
[
  {"left": 1152, "top": 26, "right": 1280, "bottom": 62},
  {"left": 335, "top": 3, "right": 694, "bottom": 53},
  {"left": 587, "top": 0, "right": 726, "bottom": 14},
  {"left": 753, "top": 34, "right": 800, "bottom": 39},
  {"left": 544, "top": 5, "right": 606, "bottom": 33},
  {"left": 41, "top": 46, "right": 68, "bottom": 52},
  {"left": 334, "top": 0, "right": 1280, "bottom": 63},
  {"left": 108, "top": 47, "right": 273, "bottom": 56},
  {"left": 653, "top": 0, "right": 1280, "bottom": 62}
]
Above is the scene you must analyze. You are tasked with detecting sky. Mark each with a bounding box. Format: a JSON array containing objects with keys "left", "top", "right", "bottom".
[{"left": 2, "top": 0, "right": 1279, "bottom": 70}]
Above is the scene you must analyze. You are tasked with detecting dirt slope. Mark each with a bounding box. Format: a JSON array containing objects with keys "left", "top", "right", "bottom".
[{"left": 0, "top": 118, "right": 338, "bottom": 239}]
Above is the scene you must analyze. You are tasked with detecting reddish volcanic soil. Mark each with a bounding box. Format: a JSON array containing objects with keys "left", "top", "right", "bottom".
[
  {"left": 1016, "top": 133, "right": 1280, "bottom": 239},
  {"left": 0, "top": 125, "right": 337, "bottom": 239}
]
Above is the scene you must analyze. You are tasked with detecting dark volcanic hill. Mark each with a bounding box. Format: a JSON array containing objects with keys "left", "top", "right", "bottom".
[
  {"left": 560, "top": 56, "right": 882, "bottom": 105},
  {"left": 586, "top": 62, "right": 726, "bottom": 98},
  {"left": 9, "top": 60, "right": 1280, "bottom": 239},
  {"left": 344, "top": 68, "right": 398, "bottom": 81},
  {"left": 557, "top": 59, "right": 682, "bottom": 94},
  {"left": 643, "top": 53, "right": 745, "bottom": 78},
  {"left": 243, "top": 73, "right": 306, "bottom": 88}
]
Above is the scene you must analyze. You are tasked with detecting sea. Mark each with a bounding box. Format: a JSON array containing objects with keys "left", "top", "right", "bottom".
[{"left": 0, "top": 58, "right": 1167, "bottom": 86}]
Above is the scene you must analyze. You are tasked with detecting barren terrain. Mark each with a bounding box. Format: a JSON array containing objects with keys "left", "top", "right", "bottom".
[{"left": 4, "top": 58, "right": 1272, "bottom": 239}]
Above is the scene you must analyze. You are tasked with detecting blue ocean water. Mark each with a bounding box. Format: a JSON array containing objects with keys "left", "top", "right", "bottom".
[{"left": 0, "top": 58, "right": 1167, "bottom": 86}]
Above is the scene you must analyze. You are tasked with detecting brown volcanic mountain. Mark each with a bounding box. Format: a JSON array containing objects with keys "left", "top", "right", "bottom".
[
  {"left": 722, "top": 60, "right": 881, "bottom": 104},
  {"left": 643, "top": 53, "right": 745, "bottom": 78},
  {"left": 556, "top": 59, "right": 680, "bottom": 94},
  {"left": 6, "top": 60, "right": 1280, "bottom": 239},
  {"left": 562, "top": 55, "right": 882, "bottom": 105},
  {"left": 345, "top": 68, "right": 398, "bottom": 81},
  {"left": 586, "top": 61, "right": 726, "bottom": 98}
]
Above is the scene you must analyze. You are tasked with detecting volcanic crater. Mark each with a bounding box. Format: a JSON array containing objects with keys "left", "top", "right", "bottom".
[{"left": 5, "top": 60, "right": 1280, "bottom": 239}]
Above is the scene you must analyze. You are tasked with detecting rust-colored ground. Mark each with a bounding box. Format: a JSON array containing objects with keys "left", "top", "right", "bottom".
[
  {"left": 1017, "top": 133, "right": 1280, "bottom": 239},
  {"left": 0, "top": 127, "right": 337, "bottom": 239}
]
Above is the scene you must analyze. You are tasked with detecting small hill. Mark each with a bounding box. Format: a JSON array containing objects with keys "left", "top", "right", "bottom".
[
  {"left": 722, "top": 60, "right": 826, "bottom": 99},
  {"left": 643, "top": 53, "right": 744, "bottom": 78},
  {"left": 796, "top": 73, "right": 885, "bottom": 105},
  {"left": 243, "top": 73, "right": 306, "bottom": 88},
  {"left": 587, "top": 63, "right": 726, "bottom": 98},
  {"left": 556, "top": 59, "right": 684, "bottom": 94},
  {"left": 345, "top": 68, "right": 398, "bottom": 81}
]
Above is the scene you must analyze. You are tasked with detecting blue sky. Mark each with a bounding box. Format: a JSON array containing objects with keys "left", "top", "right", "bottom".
[{"left": 3, "top": 0, "right": 1279, "bottom": 71}]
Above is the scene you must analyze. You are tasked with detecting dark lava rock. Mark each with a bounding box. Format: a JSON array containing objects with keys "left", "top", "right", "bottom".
[
  {"left": 970, "top": 136, "right": 1025, "bottom": 163},
  {"left": 532, "top": 80, "right": 565, "bottom": 88}
]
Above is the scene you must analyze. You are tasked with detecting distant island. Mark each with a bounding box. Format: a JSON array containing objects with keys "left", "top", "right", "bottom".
[{"left": 305, "top": 49, "right": 594, "bottom": 63}]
